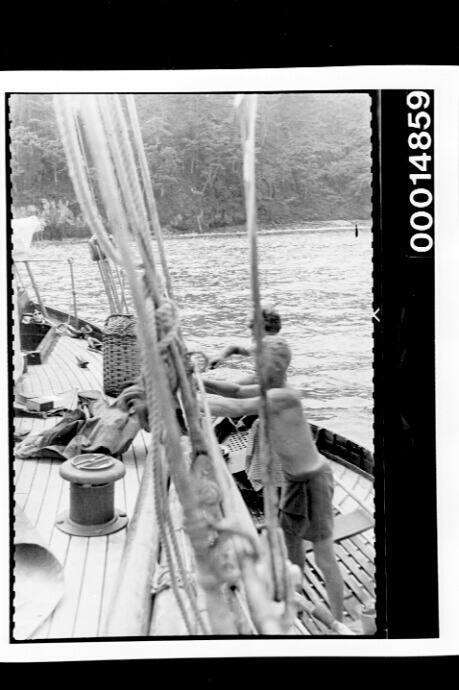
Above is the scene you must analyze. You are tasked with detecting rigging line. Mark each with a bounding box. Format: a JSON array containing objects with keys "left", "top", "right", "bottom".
[
  {"left": 53, "top": 96, "right": 123, "bottom": 267},
  {"left": 92, "top": 239, "right": 117, "bottom": 313},
  {"left": 231, "top": 587, "right": 258, "bottom": 635},
  {"left": 100, "top": 96, "right": 213, "bottom": 455},
  {"left": 113, "top": 263, "right": 129, "bottom": 313},
  {"left": 98, "top": 94, "right": 210, "bottom": 472},
  {"left": 151, "top": 441, "right": 195, "bottom": 635},
  {"left": 96, "top": 95, "right": 166, "bottom": 318},
  {"left": 76, "top": 98, "right": 222, "bottom": 628},
  {"left": 61, "top": 95, "right": 285, "bottom": 635},
  {"left": 125, "top": 94, "right": 175, "bottom": 300},
  {"left": 149, "top": 399, "right": 210, "bottom": 634},
  {"left": 13, "top": 262, "right": 26, "bottom": 290},
  {"left": 111, "top": 160, "right": 198, "bottom": 630},
  {"left": 74, "top": 102, "right": 126, "bottom": 318},
  {"left": 98, "top": 95, "right": 161, "bottom": 289},
  {"left": 56, "top": 94, "right": 212, "bottom": 631},
  {"left": 98, "top": 98, "right": 241, "bottom": 633},
  {"left": 67, "top": 258, "right": 78, "bottom": 323},
  {"left": 104, "top": 258, "right": 123, "bottom": 313},
  {"left": 23, "top": 260, "right": 48, "bottom": 318},
  {"left": 102, "top": 94, "right": 241, "bottom": 565},
  {"left": 141, "top": 294, "right": 208, "bottom": 634},
  {"left": 238, "top": 95, "right": 285, "bottom": 595},
  {"left": 78, "top": 95, "right": 199, "bottom": 509}
]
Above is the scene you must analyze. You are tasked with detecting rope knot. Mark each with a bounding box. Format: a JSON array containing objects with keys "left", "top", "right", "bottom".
[
  {"left": 155, "top": 298, "right": 179, "bottom": 351},
  {"left": 199, "top": 480, "right": 221, "bottom": 507}
]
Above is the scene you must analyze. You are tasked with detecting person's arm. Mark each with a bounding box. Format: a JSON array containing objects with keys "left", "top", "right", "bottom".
[
  {"left": 209, "top": 343, "right": 255, "bottom": 369},
  {"left": 232, "top": 372, "right": 257, "bottom": 386},
  {"left": 202, "top": 377, "right": 260, "bottom": 398},
  {"left": 205, "top": 393, "right": 260, "bottom": 418},
  {"left": 114, "top": 380, "right": 150, "bottom": 430}
]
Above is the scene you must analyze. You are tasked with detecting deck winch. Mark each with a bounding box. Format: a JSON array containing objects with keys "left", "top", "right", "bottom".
[{"left": 56, "top": 454, "right": 128, "bottom": 537}]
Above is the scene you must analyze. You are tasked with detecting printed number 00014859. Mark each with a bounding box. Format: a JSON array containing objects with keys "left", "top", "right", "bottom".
[{"left": 407, "top": 91, "right": 433, "bottom": 253}]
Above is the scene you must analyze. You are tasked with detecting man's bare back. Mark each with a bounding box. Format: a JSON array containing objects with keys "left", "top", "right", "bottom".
[
  {"left": 204, "top": 383, "right": 323, "bottom": 479},
  {"left": 265, "top": 388, "right": 323, "bottom": 478}
]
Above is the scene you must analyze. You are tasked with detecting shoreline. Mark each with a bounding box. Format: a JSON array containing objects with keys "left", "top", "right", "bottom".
[
  {"left": 165, "top": 222, "right": 371, "bottom": 240},
  {"left": 35, "top": 221, "right": 372, "bottom": 244}
]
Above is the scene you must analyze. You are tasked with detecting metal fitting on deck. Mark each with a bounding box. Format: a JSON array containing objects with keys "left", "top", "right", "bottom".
[{"left": 56, "top": 454, "right": 128, "bottom": 537}]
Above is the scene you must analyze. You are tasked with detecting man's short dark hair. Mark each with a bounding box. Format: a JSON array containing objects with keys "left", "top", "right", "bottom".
[
  {"left": 262, "top": 307, "right": 281, "bottom": 334},
  {"left": 248, "top": 306, "right": 281, "bottom": 334}
]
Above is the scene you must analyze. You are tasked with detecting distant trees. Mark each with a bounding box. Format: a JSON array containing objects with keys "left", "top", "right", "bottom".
[{"left": 10, "top": 93, "right": 372, "bottom": 237}]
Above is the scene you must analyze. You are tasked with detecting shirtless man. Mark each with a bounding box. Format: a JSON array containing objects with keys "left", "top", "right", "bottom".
[
  {"left": 209, "top": 304, "right": 282, "bottom": 374},
  {"left": 205, "top": 306, "right": 286, "bottom": 490},
  {"left": 203, "top": 336, "right": 344, "bottom": 622}
]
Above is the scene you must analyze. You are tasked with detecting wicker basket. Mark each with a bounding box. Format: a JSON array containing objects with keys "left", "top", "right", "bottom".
[{"left": 103, "top": 314, "right": 141, "bottom": 398}]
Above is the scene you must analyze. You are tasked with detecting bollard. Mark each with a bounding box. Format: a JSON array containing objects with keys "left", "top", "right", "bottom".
[{"left": 56, "top": 454, "right": 128, "bottom": 537}]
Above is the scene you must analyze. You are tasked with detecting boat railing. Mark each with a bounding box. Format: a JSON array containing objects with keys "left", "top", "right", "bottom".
[{"left": 14, "top": 244, "right": 130, "bottom": 323}]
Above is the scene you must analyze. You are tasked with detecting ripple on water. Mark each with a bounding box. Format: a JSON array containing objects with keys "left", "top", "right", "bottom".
[{"left": 19, "top": 229, "right": 373, "bottom": 448}]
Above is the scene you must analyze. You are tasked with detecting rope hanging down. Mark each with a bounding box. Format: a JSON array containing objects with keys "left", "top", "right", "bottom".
[
  {"left": 236, "top": 95, "right": 291, "bottom": 609},
  {"left": 55, "top": 94, "right": 210, "bottom": 634}
]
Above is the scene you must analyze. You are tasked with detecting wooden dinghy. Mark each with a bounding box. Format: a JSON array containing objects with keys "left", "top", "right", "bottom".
[{"left": 12, "top": 306, "right": 375, "bottom": 638}]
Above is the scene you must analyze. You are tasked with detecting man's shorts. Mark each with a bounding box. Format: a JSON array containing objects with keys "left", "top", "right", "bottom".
[{"left": 279, "top": 460, "right": 334, "bottom": 543}]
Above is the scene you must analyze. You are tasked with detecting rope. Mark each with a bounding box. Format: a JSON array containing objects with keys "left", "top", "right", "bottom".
[
  {"left": 237, "top": 95, "right": 285, "bottom": 599},
  {"left": 74, "top": 95, "right": 211, "bottom": 633},
  {"left": 53, "top": 96, "right": 123, "bottom": 267},
  {"left": 67, "top": 258, "right": 78, "bottom": 323},
  {"left": 155, "top": 299, "right": 180, "bottom": 351},
  {"left": 13, "top": 263, "right": 26, "bottom": 290},
  {"left": 97, "top": 96, "right": 162, "bottom": 293},
  {"left": 113, "top": 263, "right": 129, "bottom": 313},
  {"left": 54, "top": 93, "right": 295, "bottom": 636},
  {"left": 125, "top": 94, "right": 176, "bottom": 300}
]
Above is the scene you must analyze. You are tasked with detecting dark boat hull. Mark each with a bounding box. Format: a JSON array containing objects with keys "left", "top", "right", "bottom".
[{"left": 214, "top": 414, "right": 374, "bottom": 479}]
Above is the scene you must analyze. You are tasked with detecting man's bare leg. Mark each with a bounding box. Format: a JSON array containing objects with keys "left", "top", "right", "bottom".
[
  {"left": 313, "top": 537, "right": 344, "bottom": 622},
  {"left": 282, "top": 529, "right": 306, "bottom": 573}
]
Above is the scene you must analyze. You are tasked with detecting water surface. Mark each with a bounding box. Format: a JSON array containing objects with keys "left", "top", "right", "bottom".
[{"left": 17, "top": 228, "right": 373, "bottom": 449}]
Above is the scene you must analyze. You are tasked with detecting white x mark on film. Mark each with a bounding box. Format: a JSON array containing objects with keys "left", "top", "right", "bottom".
[{"left": 372, "top": 308, "right": 381, "bottom": 323}]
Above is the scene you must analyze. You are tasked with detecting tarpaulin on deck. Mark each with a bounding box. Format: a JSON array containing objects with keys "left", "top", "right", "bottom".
[{"left": 15, "top": 394, "right": 141, "bottom": 460}]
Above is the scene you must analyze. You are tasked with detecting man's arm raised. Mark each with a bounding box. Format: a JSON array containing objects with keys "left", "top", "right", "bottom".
[{"left": 209, "top": 343, "right": 254, "bottom": 369}]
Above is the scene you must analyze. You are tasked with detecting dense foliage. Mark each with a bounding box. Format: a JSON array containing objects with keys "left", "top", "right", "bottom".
[{"left": 10, "top": 93, "right": 372, "bottom": 238}]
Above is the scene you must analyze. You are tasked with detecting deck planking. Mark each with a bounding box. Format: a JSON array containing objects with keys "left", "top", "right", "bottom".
[
  {"left": 297, "top": 457, "right": 375, "bottom": 633},
  {"left": 14, "top": 332, "right": 375, "bottom": 638},
  {"left": 14, "top": 333, "right": 142, "bottom": 640}
]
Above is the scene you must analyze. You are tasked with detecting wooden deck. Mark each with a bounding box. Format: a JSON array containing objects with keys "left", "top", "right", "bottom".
[
  {"left": 13, "top": 332, "right": 375, "bottom": 638},
  {"left": 301, "top": 463, "right": 375, "bottom": 633},
  {"left": 13, "top": 333, "right": 147, "bottom": 640}
]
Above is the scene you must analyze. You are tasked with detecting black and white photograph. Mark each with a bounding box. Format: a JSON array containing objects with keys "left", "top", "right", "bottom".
[
  {"left": 0, "top": 66, "right": 458, "bottom": 661},
  {"left": 9, "top": 91, "right": 374, "bottom": 640}
]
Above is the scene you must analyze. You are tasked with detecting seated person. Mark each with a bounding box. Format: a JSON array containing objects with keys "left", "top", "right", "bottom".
[{"left": 202, "top": 336, "right": 344, "bottom": 622}]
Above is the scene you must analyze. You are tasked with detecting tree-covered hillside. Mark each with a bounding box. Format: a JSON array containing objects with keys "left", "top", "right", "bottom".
[{"left": 10, "top": 93, "right": 372, "bottom": 238}]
